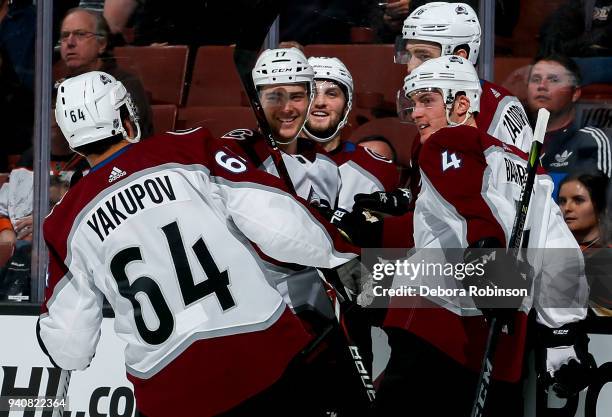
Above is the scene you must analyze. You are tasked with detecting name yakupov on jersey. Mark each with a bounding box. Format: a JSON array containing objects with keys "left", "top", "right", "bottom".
[
  {"left": 37, "top": 128, "right": 357, "bottom": 417},
  {"left": 329, "top": 141, "right": 401, "bottom": 211},
  {"left": 220, "top": 128, "right": 340, "bottom": 207},
  {"left": 383, "top": 125, "right": 588, "bottom": 382}
]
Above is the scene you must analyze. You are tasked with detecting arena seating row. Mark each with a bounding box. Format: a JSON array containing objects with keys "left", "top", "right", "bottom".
[{"left": 56, "top": 44, "right": 612, "bottom": 170}]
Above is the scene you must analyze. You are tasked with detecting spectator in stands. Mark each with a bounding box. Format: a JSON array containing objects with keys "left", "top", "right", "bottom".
[
  {"left": 59, "top": 7, "right": 153, "bottom": 138},
  {"left": 0, "top": 0, "right": 35, "bottom": 90},
  {"left": 539, "top": 0, "right": 612, "bottom": 85},
  {"left": 558, "top": 172, "right": 612, "bottom": 316},
  {"left": 381, "top": 0, "right": 411, "bottom": 33},
  {"left": 356, "top": 135, "right": 397, "bottom": 162},
  {"left": 0, "top": 45, "right": 33, "bottom": 171},
  {"left": 526, "top": 54, "right": 612, "bottom": 196},
  {"left": 539, "top": 0, "right": 612, "bottom": 58}
]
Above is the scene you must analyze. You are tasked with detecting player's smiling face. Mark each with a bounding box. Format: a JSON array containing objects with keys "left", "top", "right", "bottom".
[
  {"left": 306, "top": 80, "right": 346, "bottom": 137},
  {"left": 260, "top": 83, "right": 309, "bottom": 142},
  {"left": 408, "top": 89, "right": 448, "bottom": 143}
]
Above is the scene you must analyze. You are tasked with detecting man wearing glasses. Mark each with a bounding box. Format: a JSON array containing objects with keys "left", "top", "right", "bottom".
[
  {"left": 58, "top": 7, "right": 153, "bottom": 138},
  {"left": 526, "top": 54, "right": 611, "bottom": 195}
]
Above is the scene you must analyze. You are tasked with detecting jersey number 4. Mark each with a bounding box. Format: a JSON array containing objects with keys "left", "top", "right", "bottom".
[
  {"left": 110, "top": 221, "right": 235, "bottom": 345},
  {"left": 441, "top": 150, "right": 462, "bottom": 171}
]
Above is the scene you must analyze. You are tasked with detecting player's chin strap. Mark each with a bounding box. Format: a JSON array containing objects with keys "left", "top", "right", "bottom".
[
  {"left": 445, "top": 106, "right": 474, "bottom": 127},
  {"left": 273, "top": 133, "right": 299, "bottom": 146},
  {"left": 303, "top": 107, "right": 350, "bottom": 143}
]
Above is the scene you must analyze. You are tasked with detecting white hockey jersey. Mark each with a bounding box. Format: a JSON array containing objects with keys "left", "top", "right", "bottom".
[
  {"left": 329, "top": 141, "right": 401, "bottom": 211},
  {"left": 385, "top": 125, "right": 588, "bottom": 382},
  {"left": 38, "top": 128, "right": 357, "bottom": 416},
  {"left": 479, "top": 80, "right": 533, "bottom": 153},
  {"left": 221, "top": 129, "right": 340, "bottom": 206}
]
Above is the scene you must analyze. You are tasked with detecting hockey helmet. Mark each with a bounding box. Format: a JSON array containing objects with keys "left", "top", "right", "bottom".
[
  {"left": 252, "top": 47, "right": 315, "bottom": 93},
  {"left": 303, "top": 56, "right": 354, "bottom": 142},
  {"left": 55, "top": 71, "right": 141, "bottom": 152},
  {"left": 399, "top": 55, "right": 482, "bottom": 122},
  {"left": 396, "top": 2, "right": 481, "bottom": 65}
]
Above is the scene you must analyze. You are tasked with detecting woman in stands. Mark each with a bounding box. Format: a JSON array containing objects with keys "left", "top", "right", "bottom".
[{"left": 558, "top": 171, "right": 612, "bottom": 315}]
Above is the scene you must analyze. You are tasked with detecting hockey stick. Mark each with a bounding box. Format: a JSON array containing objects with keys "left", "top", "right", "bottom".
[
  {"left": 470, "top": 108, "right": 549, "bottom": 417},
  {"left": 52, "top": 369, "right": 71, "bottom": 417},
  {"left": 232, "top": 1, "right": 296, "bottom": 195}
]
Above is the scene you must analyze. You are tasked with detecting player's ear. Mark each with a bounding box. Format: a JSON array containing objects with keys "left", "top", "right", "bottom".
[
  {"left": 452, "top": 94, "right": 471, "bottom": 118},
  {"left": 123, "top": 116, "right": 136, "bottom": 140},
  {"left": 454, "top": 49, "right": 469, "bottom": 60},
  {"left": 97, "top": 37, "right": 108, "bottom": 56}
]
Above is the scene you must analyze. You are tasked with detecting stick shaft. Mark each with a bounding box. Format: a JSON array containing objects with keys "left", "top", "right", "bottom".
[{"left": 471, "top": 108, "right": 549, "bottom": 416}]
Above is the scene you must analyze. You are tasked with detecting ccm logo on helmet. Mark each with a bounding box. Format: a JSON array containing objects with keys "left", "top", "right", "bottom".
[{"left": 271, "top": 68, "right": 293, "bottom": 73}]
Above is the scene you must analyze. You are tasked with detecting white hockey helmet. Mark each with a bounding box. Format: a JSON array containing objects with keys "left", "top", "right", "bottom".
[
  {"left": 252, "top": 47, "right": 315, "bottom": 93},
  {"left": 55, "top": 71, "right": 141, "bottom": 152},
  {"left": 303, "top": 56, "right": 354, "bottom": 142},
  {"left": 397, "top": 2, "right": 481, "bottom": 65},
  {"left": 252, "top": 48, "right": 315, "bottom": 144},
  {"left": 399, "top": 55, "right": 482, "bottom": 122}
]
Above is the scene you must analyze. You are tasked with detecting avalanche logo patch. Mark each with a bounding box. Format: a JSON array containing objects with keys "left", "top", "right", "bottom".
[
  {"left": 100, "top": 74, "right": 112, "bottom": 85},
  {"left": 221, "top": 128, "right": 254, "bottom": 140},
  {"left": 363, "top": 146, "right": 392, "bottom": 163},
  {"left": 455, "top": 5, "right": 468, "bottom": 14},
  {"left": 108, "top": 166, "right": 127, "bottom": 183}
]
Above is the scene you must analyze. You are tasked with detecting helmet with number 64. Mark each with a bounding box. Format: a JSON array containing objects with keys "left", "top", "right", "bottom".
[{"left": 55, "top": 71, "right": 141, "bottom": 152}]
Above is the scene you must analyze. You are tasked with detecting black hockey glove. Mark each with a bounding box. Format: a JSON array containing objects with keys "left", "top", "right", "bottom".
[
  {"left": 462, "top": 238, "right": 531, "bottom": 328},
  {"left": 536, "top": 322, "right": 596, "bottom": 398},
  {"left": 353, "top": 188, "right": 412, "bottom": 216},
  {"left": 324, "top": 208, "right": 383, "bottom": 248}
]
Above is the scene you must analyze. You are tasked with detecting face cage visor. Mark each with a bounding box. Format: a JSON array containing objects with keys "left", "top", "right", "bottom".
[{"left": 397, "top": 87, "right": 445, "bottom": 124}]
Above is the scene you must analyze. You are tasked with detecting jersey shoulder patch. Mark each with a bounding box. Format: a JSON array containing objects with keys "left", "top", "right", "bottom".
[
  {"left": 221, "top": 128, "right": 255, "bottom": 140},
  {"left": 362, "top": 146, "right": 393, "bottom": 163},
  {"left": 168, "top": 126, "right": 204, "bottom": 136}
]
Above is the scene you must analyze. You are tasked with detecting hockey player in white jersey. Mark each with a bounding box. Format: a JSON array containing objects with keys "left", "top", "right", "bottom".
[
  {"left": 303, "top": 56, "right": 402, "bottom": 212},
  {"left": 222, "top": 47, "right": 340, "bottom": 207},
  {"left": 354, "top": 2, "right": 535, "bottom": 248},
  {"left": 369, "top": 56, "right": 592, "bottom": 416},
  {"left": 37, "top": 71, "right": 364, "bottom": 417},
  {"left": 396, "top": 2, "right": 533, "bottom": 151}
]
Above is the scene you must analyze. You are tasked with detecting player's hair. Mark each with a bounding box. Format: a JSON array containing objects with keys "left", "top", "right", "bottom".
[
  {"left": 531, "top": 53, "right": 582, "bottom": 86},
  {"left": 559, "top": 170, "right": 609, "bottom": 243}
]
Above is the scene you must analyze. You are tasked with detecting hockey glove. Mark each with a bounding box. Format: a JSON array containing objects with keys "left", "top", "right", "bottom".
[
  {"left": 352, "top": 188, "right": 412, "bottom": 216},
  {"left": 537, "top": 322, "right": 596, "bottom": 398},
  {"left": 462, "top": 238, "right": 531, "bottom": 328},
  {"left": 327, "top": 208, "right": 383, "bottom": 248}
]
